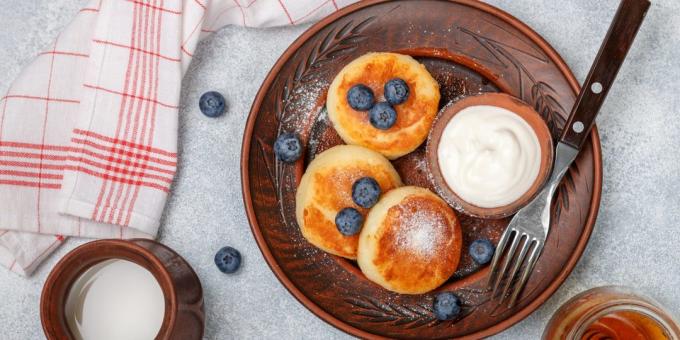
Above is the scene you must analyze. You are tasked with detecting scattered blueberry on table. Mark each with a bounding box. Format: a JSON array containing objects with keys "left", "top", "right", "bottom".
[
  {"left": 274, "top": 133, "right": 303, "bottom": 163},
  {"left": 352, "top": 177, "right": 381, "bottom": 208},
  {"left": 199, "top": 91, "right": 226, "bottom": 118},
  {"left": 433, "top": 292, "right": 462, "bottom": 321},
  {"left": 335, "top": 207, "right": 364, "bottom": 236},
  {"left": 214, "top": 246, "right": 242, "bottom": 274},
  {"left": 347, "top": 84, "right": 375, "bottom": 111},
  {"left": 369, "top": 102, "right": 397, "bottom": 130},
  {"left": 469, "top": 239, "right": 495, "bottom": 265},
  {"left": 384, "top": 78, "right": 410, "bottom": 105}
]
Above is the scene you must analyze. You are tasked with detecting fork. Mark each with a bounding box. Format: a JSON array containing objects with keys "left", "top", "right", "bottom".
[{"left": 486, "top": 0, "right": 650, "bottom": 307}]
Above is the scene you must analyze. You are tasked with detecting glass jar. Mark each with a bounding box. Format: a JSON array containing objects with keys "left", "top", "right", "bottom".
[{"left": 543, "top": 286, "right": 680, "bottom": 340}]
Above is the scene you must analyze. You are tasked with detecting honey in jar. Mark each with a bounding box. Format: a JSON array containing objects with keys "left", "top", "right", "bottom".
[{"left": 543, "top": 286, "right": 680, "bottom": 340}]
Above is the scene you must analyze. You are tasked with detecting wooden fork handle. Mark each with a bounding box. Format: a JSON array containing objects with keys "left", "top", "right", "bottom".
[{"left": 560, "top": 0, "right": 650, "bottom": 149}]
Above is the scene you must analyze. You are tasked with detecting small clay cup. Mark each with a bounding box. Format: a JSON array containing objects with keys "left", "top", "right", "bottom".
[
  {"left": 426, "top": 92, "right": 554, "bottom": 219},
  {"left": 40, "top": 239, "right": 204, "bottom": 340}
]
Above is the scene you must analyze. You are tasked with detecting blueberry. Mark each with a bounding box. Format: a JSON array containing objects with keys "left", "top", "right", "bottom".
[
  {"left": 347, "top": 84, "right": 375, "bottom": 111},
  {"left": 214, "top": 246, "right": 241, "bottom": 273},
  {"left": 352, "top": 177, "right": 381, "bottom": 208},
  {"left": 368, "top": 102, "right": 397, "bottom": 130},
  {"left": 335, "top": 208, "right": 364, "bottom": 236},
  {"left": 199, "top": 91, "right": 226, "bottom": 117},
  {"left": 274, "top": 133, "right": 302, "bottom": 163},
  {"left": 433, "top": 292, "right": 462, "bottom": 321},
  {"left": 384, "top": 78, "right": 410, "bottom": 105},
  {"left": 469, "top": 239, "right": 495, "bottom": 265}
]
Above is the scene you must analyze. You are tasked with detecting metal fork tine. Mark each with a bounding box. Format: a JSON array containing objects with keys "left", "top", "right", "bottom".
[
  {"left": 509, "top": 241, "right": 543, "bottom": 307},
  {"left": 499, "top": 234, "right": 531, "bottom": 301},
  {"left": 492, "top": 230, "right": 521, "bottom": 297},
  {"left": 486, "top": 228, "right": 514, "bottom": 288}
]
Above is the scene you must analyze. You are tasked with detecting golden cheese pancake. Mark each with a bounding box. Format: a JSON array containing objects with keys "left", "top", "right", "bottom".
[
  {"left": 296, "top": 145, "right": 402, "bottom": 259},
  {"left": 358, "top": 186, "right": 462, "bottom": 294},
  {"left": 327, "top": 52, "right": 441, "bottom": 159}
]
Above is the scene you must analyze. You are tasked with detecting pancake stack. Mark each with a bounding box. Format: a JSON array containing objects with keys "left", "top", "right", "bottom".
[{"left": 295, "top": 52, "right": 461, "bottom": 294}]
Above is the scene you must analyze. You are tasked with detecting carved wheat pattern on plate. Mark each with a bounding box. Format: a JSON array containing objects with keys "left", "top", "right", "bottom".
[
  {"left": 293, "top": 16, "right": 376, "bottom": 84},
  {"left": 532, "top": 81, "right": 568, "bottom": 139},
  {"left": 459, "top": 27, "right": 567, "bottom": 138},
  {"left": 341, "top": 275, "right": 548, "bottom": 328},
  {"left": 344, "top": 290, "right": 487, "bottom": 329}
]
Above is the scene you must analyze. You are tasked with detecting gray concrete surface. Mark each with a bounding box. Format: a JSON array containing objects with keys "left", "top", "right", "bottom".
[{"left": 0, "top": 0, "right": 678, "bottom": 339}]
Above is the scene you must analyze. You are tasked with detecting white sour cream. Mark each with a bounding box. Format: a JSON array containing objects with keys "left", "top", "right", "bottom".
[
  {"left": 437, "top": 105, "right": 541, "bottom": 208},
  {"left": 65, "top": 259, "right": 166, "bottom": 340}
]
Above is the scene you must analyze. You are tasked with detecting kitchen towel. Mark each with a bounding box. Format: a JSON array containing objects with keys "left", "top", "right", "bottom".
[{"left": 0, "top": 0, "right": 357, "bottom": 276}]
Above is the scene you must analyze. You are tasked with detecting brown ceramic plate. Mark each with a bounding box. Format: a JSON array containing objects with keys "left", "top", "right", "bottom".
[{"left": 241, "top": 1, "right": 602, "bottom": 339}]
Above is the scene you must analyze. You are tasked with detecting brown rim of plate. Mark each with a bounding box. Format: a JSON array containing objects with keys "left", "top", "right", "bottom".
[
  {"left": 240, "top": 0, "right": 603, "bottom": 338},
  {"left": 426, "top": 93, "right": 554, "bottom": 219}
]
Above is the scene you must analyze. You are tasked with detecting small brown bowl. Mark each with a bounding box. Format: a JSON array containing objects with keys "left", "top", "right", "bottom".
[
  {"left": 40, "top": 239, "right": 204, "bottom": 340},
  {"left": 426, "top": 92, "right": 554, "bottom": 219}
]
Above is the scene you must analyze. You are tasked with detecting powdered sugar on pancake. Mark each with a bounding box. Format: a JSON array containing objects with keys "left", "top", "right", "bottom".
[{"left": 394, "top": 206, "right": 448, "bottom": 258}]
